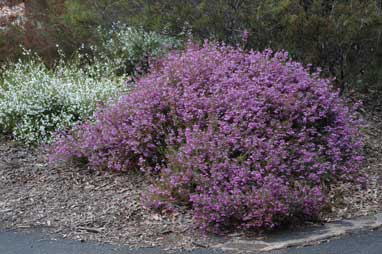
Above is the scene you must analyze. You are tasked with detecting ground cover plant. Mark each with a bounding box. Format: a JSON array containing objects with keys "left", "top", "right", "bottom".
[
  {"left": 0, "top": 51, "right": 127, "bottom": 144},
  {"left": 51, "top": 42, "right": 365, "bottom": 233},
  {"left": 0, "top": 25, "right": 180, "bottom": 145}
]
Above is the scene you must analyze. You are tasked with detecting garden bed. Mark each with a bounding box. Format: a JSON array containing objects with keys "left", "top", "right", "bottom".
[
  {"left": 0, "top": 139, "right": 216, "bottom": 249},
  {"left": 0, "top": 111, "right": 381, "bottom": 250}
]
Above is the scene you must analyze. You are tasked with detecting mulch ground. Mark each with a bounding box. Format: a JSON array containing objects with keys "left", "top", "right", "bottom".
[
  {"left": 0, "top": 141, "right": 217, "bottom": 249},
  {"left": 0, "top": 111, "right": 381, "bottom": 250},
  {"left": 325, "top": 111, "right": 382, "bottom": 220}
]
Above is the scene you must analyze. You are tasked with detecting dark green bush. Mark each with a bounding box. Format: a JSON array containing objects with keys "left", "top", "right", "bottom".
[
  {"left": 1, "top": 0, "right": 381, "bottom": 95},
  {"left": 118, "top": 0, "right": 382, "bottom": 94}
]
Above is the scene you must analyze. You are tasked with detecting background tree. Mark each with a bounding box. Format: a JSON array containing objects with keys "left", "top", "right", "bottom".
[{"left": 1, "top": 0, "right": 381, "bottom": 96}]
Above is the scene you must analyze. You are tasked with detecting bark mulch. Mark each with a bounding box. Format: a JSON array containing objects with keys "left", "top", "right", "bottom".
[
  {"left": 0, "top": 112, "right": 381, "bottom": 250},
  {"left": 325, "top": 112, "right": 382, "bottom": 220},
  {"left": 0, "top": 141, "right": 216, "bottom": 249}
]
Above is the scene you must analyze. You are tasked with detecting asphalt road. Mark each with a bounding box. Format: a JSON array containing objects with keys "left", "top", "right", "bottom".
[
  {"left": 268, "top": 228, "right": 382, "bottom": 254},
  {"left": 0, "top": 230, "right": 219, "bottom": 254},
  {"left": 0, "top": 228, "right": 381, "bottom": 254}
]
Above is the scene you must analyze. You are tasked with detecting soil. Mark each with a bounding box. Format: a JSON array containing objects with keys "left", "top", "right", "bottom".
[{"left": 0, "top": 111, "right": 381, "bottom": 250}]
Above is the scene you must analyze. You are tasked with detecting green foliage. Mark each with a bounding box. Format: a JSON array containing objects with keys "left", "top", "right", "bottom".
[
  {"left": 0, "top": 50, "right": 127, "bottom": 144},
  {"left": 136, "top": 0, "right": 382, "bottom": 94},
  {"left": 70, "top": 0, "right": 378, "bottom": 94},
  {"left": 1, "top": 0, "right": 380, "bottom": 94},
  {"left": 94, "top": 24, "right": 182, "bottom": 76},
  {"left": 0, "top": 23, "right": 181, "bottom": 144},
  {"left": 254, "top": 0, "right": 382, "bottom": 94},
  {"left": 0, "top": 25, "right": 24, "bottom": 64}
]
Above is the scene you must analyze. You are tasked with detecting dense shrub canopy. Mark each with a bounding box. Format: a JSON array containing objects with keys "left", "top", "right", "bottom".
[
  {"left": 51, "top": 43, "right": 364, "bottom": 232},
  {"left": 94, "top": 24, "right": 182, "bottom": 76},
  {"left": 3, "top": 0, "right": 380, "bottom": 94}
]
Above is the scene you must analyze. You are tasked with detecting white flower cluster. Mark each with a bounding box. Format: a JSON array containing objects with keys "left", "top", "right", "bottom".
[
  {"left": 0, "top": 53, "right": 128, "bottom": 144},
  {"left": 0, "top": 26, "right": 180, "bottom": 145}
]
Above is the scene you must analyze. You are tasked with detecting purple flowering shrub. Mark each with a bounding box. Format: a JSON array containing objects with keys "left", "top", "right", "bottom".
[{"left": 50, "top": 43, "right": 364, "bottom": 232}]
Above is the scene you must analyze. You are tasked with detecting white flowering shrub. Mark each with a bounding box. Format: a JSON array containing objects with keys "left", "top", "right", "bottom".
[
  {"left": 0, "top": 26, "right": 181, "bottom": 145},
  {"left": 0, "top": 52, "right": 128, "bottom": 144}
]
